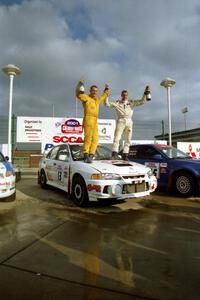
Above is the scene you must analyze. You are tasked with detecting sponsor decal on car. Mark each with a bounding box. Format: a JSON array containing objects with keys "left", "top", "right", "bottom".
[
  {"left": 87, "top": 184, "right": 101, "bottom": 193},
  {"left": 0, "top": 182, "right": 10, "bottom": 186},
  {"left": 145, "top": 162, "right": 160, "bottom": 178}
]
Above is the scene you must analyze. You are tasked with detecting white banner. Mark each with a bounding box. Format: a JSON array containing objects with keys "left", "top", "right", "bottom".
[
  {"left": 41, "top": 117, "right": 115, "bottom": 152},
  {"left": 0, "top": 144, "right": 8, "bottom": 156},
  {"left": 16, "top": 116, "right": 115, "bottom": 152},
  {"left": 17, "top": 116, "right": 45, "bottom": 143},
  {"left": 177, "top": 142, "right": 200, "bottom": 159}
]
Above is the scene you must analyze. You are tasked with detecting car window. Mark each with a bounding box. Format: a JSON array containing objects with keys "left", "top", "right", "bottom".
[
  {"left": 70, "top": 145, "right": 84, "bottom": 160},
  {"left": 0, "top": 152, "right": 5, "bottom": 162},
  {"left": 159, "top": 147, "right": 192, "bottom": 159},
  {"left": 129, "top": 147, "right": 138, "bottom": 158},
  {"left": 48, "top": 147, "right": 59, "bottom": 160},
  {"left": 139, "top": 147, "right": 160, "bottom": 159},
  {"left": 46, "top": 148, "right": 53, "bottom": 159},
  {"left": 130, "top": 146, "right": 159, "bottom": 159},
  {"left": 57, "top": 147, "right": 69, "bottom": 161}
]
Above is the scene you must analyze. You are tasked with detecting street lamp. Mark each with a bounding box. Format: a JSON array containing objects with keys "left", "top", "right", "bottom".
[
  {"left": 160, "top": 77, "right": 176, "bottom": 146},
  {"left": 181, "top": 107, "right": 188, "bottom": 131},
  {"left": 2, "top": 64, "right": 21, "bottom": 161}
]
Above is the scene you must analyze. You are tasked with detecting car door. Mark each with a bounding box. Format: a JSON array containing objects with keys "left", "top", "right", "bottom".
[
  {"left": 54, "top": 145, "right": 70, "bottom": 191},
  {"left": 45, "top": 146, "right": 60, "bottom": 184}
]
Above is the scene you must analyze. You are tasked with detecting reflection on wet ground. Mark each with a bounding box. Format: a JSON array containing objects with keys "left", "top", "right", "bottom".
[{"left": 0, "top": 178, "right": 200, "bottom": 299}]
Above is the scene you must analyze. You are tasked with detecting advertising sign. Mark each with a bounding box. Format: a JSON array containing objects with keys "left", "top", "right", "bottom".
[
  {"left": 41, "top": 117, "right": 115, "bottom": 152},
  {"left": 61, "top": 119, "right": 83, "bottom": 134},
  {"left": 17, "top": 117, "right": 115, "bottom": 152},
  {"left": 16, "top": 116, "right": 44, "bottom": 143},
  {"left": 177, "top": 142, "right": 200, "bottom": 159}
]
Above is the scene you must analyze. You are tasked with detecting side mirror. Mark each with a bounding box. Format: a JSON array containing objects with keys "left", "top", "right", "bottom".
[{"left": 153, "top": 154, "right": 162, "bottom": 160}]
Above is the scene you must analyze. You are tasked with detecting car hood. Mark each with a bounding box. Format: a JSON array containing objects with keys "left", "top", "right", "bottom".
[{"left": 75, "top": 160, "right": 149, "bottom": 175}]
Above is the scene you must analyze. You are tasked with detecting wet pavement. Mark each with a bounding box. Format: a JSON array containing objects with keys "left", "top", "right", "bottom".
[{"left": 0, "top": 176, "right": 200, "bottom": 299}]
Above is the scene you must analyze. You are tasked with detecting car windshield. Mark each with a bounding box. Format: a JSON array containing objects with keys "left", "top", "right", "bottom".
[
  {"left": 159, "top": 147, "right": 192, "bottom": 159},
  {"left": 70, "top": 144, "right": 114, "bottom": 161}
]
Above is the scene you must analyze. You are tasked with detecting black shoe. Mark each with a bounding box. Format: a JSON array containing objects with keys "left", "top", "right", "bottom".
[
  {"left": 122, "top": 153, "right": 129, "bottom": 161},
  {"left": 84, "top": 154, "right": 92, "bottom": 163},
  {"left": 112, "top": 151, "right": 119, "bottom": 159}
]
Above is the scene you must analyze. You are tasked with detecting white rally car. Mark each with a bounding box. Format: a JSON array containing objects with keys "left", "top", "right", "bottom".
[
  {"left": 0, "top": 152, "right": 16, "bottom": 201},
  {"left": 38, "top": 144, "right": 157, "bottom": 206}
]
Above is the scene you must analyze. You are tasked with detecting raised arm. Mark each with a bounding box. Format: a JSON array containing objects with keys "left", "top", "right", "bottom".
[
  {"left": 129, "top": 94, "right": 146, "bottom": 108},
  {"left": 75, "top": 81, "right": 90, "bottom": 103},
  {"left": 129, "top": 86, "right": 150, "bottom": 107},
  {"left": 96, "top": 84, "right": 110, "bottom": 104},
  {"left": 104, "top": 97, "right": 117, "bottom": 108}
]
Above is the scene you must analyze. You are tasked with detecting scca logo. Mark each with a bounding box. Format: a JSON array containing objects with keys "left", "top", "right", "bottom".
[{"left": 53, "top": 136, "right": 84, "bottom": 143}]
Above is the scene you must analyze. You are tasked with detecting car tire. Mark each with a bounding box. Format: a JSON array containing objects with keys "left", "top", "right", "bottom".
[
  {"left": 72, "top": 176, "right": 89, "bottom": 207},
  {"left": 0, "top": 191, "right": 16, "bottom": 202},
  {"left": 174, "top": 171, "right": 194, "bottom": 197},
  {"left": 40, "top": 170, "right": 48, "bottom": 189},
  {"left": 9, "top": 191, "right": 16, "bottom": 201}
]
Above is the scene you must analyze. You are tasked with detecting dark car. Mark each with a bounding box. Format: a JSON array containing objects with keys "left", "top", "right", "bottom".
[{"left": 128, "top": 144, "right": 200, "bottom": 197}]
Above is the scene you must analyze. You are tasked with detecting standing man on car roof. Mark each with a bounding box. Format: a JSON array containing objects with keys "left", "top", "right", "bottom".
[
  {"left": 76, "top": 80, "right": 109, "bottom": 163},
  {"left": 105, "top": 86, "right": 151, "bottom": 160}
]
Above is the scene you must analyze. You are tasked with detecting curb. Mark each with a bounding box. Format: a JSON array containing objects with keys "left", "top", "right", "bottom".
[{"left": 14, "top": 168, "right": 38, "bottom": 181}]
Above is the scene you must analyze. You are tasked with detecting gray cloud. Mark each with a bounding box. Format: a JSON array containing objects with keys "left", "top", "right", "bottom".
[{"left": 0, "top": 0, "right": 200, "bottom": 139}]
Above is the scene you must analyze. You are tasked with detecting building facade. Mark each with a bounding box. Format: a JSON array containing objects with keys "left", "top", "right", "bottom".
[{"left": 155, "top": 128, "right": 200, "bottom": 146}]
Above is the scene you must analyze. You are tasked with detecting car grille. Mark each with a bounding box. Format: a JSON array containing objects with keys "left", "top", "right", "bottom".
[
  {"left": 122, "top": 175, "right": 145, "bottom": 180},
  {"left": 123, "top": 181, "right": 146, "bottom": 193}
]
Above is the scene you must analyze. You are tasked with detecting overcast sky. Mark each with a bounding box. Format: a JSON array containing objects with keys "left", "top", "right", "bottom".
[{"left": 0, "top": 0, "right": 200, "bottom": 139}]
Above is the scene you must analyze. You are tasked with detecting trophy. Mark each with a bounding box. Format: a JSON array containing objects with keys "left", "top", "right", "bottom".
[
  {"left": 79, "top": 80, "right": 85, "bottom": 93},
  {"left": 144, "top": 85, "right": 151, "bottom": 101},
  {"left": 104, "top": 83, "right": 109, "bottom": 92}
]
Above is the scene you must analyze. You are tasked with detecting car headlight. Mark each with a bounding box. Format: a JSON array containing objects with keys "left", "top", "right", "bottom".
[
  {"left": 91, "top": 173, "right": 121, "bottom": 180},
  {"left": 91, "top": 174, "right": 101, "bottom": 180},
  {"left": 101, "top": 173, "right": 121, "bottom": 180},
  {"left": 147, "top": 170, "right": 153, "bottom": 177},
  {"left": 6, "top": 171, "right": 13, "bottom": 177}
]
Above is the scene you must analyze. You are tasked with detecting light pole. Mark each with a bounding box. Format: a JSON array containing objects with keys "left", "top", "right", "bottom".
[
  {"left": 160, "top": 77, "right": 176, "bottom": 146},
  {"left": 181, "top": 107, "right": 188, "bottom": 131},
  {"left": 2, "top": 64, "right": 21, "bottom": 161}
]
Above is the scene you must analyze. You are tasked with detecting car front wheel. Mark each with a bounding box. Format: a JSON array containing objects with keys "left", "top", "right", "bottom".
[
  {"left": 71, "top": 176, "right": 89, "bottom": 207},
  {"left": 40, "top": 170, "right": 48, "bottom": 189},
  {"left": 1, "top": 191, "right": 16, "bottom": 202},
  {"left": 174, "top": 171, "right": 194, "bottom": 197}
]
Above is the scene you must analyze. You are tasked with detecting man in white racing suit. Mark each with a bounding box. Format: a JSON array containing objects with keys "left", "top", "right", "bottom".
[{"left": 105, "top": 87, "right": 149, "bottom": 160}]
